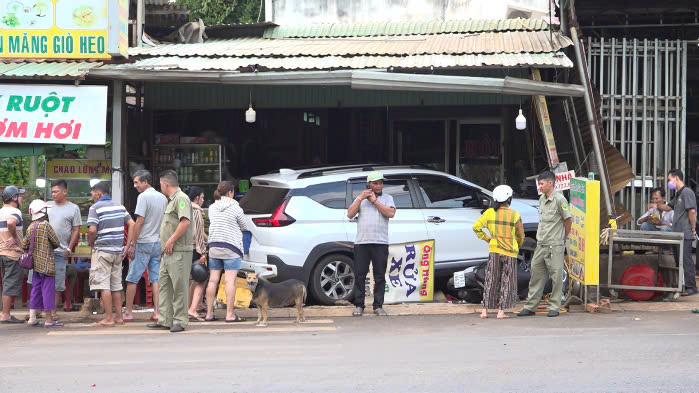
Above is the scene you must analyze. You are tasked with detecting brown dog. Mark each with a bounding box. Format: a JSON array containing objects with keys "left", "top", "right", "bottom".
[{"left": 246, "top": 273, "right": 306, "bottom": 327}]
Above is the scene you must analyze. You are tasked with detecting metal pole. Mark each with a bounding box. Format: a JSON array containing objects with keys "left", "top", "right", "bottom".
[
  {"left": 675, "top": 40, "right": 681, "bottom": 172},
  {"left": 112, "top": 81, "right": 124, "bottom": 204},
  {"left": 564, "top": 99, "right": 582, "bottom": 168},
  {"left": 641, "top": 38, "right": 649, "bottom": 214},
  {"left": 653, "top": 39, "right": 659, "bottom": 187},
  {"left": 620, "top": 38, "right": 627, "bottom": 209},
  {"left": 570, "top": 27, "right": 614, "bottom": 217},
  {"left": 681, "top": 41, "right": 687, "bottom": 175},
  {"left": 631, "top": 39, "right": 638, "bottom": 227},
  {"left": 609, "top": 38, "right": 616, "bottom": 146},
  {"left": 137, "top": 0, "right": 144, "bottom": 48},
  {"left": 664, "top": 39, "right": 670, "bottom": 195}
]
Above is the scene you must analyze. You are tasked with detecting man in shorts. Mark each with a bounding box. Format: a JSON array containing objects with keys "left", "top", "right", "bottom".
[
  {"left": 87, "top": 182, "right": 135, "bottom": 327},
  {"left": 47, "top": 179, "right": 82, "bottom": 317},
  {"left": 123, "top": 170, "right": 167, "bottom": 322},
  {"left": 0, "top": 186, "right": 25, "bottom": 324}
]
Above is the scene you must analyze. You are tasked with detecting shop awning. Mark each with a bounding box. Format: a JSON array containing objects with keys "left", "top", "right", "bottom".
[
  {"left": 0, "top": 61, "right": 102, "bottom": 80},
  {"left": 88, "top": 69, "right": 585, "bottom": 97},
  {"left": 0, "top": 144, "right": 84, "bottom": 158}
]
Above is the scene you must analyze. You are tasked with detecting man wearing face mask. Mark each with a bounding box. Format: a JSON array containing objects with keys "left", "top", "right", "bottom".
[{"left": 657, "top": 169, "right": 697, "bottom": 296}]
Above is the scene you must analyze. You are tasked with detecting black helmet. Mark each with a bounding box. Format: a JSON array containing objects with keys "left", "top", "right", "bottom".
[
  {"left": 2, "top": 186, "right": 25, "bottom": 204},
  {"left": 191, "top": 262, "right": 209, "bottom": 283}
]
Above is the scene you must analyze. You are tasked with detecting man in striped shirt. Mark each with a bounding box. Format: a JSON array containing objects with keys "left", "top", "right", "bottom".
[
  {"left": 87, "top": 182, "right": 135, "bottom": 327},
  {"left": 0, "top": 186, "right": 25, "bottom": 324}
]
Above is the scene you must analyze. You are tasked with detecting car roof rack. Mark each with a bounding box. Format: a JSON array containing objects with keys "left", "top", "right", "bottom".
[{"left": 296, "top": 164, "right": 425, "bottom": 179}]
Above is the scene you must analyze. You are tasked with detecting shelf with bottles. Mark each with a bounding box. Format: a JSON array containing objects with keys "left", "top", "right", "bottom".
[
  {"left": 153, "top": 144, "right": 221, "bottom": 166},
  {"left": 175, "top": 166, "right": 221, "bottom": 184}
]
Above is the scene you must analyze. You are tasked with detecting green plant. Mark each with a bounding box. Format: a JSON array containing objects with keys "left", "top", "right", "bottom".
[{"left": 176, "top": 0, "right": 263, "bottom": 25}]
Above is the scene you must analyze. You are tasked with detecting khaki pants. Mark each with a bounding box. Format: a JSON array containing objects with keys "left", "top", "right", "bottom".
[
  {"left": 158, "top": 251, "right": 193, "bottom": 328},
  {"left": 523, "top": 245, "right": 565, "bottom": 312}
]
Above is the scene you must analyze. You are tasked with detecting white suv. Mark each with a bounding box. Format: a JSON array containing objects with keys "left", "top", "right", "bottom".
[{"left": 239, "top": 164, "right": 539, "bottom": 305}]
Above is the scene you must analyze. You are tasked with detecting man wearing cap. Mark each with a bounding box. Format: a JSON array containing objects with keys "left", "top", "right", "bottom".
[
  {"left": 347, "top": 171, "right": 396, "bottom": 317},
  {"left": 519, "top": 171, "right": 572, "bottom": 318},
  {"left": 0, "top": 186, "right": 26, "bottom": 323}
]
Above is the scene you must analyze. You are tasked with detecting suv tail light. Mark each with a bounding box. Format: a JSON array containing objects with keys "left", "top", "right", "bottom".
[{"left": 252, "top": 198, "right": 295, "bottom": 227}]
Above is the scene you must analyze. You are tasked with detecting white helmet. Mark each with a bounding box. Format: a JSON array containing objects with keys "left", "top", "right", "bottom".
[
  {"left": 29, "top": 199, "right": 50, "bottom": 221},
  {"left": 492, "top": 185, "right": 513, "bottom": 203}
]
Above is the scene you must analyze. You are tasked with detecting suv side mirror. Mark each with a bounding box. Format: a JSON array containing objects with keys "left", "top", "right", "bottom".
[{"left": 481, "top": 195, "right": 492, "bottom": 208}]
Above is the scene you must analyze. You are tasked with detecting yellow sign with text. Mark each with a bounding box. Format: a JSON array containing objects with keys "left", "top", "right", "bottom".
[
  {"left": 47, "top": 159, "right": 111, "bottom": 180},
  {"left": 0, "top": 0, "right": 127, "bottom": 59},
  {"left": 567, "top": 177, "right": 600, "bottom": 285}
]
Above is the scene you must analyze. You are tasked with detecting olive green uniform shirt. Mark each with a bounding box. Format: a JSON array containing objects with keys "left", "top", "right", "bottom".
[
  {"left": 536, "top": 191, "right": 572, "bottom": 246},
  {"left": 161, "top": 188, "right": 193, "bottom": 252}
]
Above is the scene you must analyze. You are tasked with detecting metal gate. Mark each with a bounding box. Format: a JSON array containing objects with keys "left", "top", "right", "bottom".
[{"left": 586, "top": 38, "right": 688, "bottom": 227}]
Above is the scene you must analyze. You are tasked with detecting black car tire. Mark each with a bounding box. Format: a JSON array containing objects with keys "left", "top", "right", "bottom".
[{"left": 310, "top": 254, "right": 356, "bottom": 306}]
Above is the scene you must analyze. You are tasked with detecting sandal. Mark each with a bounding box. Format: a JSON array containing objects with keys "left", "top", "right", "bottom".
[
  {"left": 225, "top": 315, "right": 246, "bottom": 323},
  {"left": 44, "top": 321, "right": 64, "bottom": 328},
  {"left": 27, "top": 320, "right": 41, "bottom": 327},
  {"left": 374, "top": 308, "right": 388, "bottom": 316},
  {"left": 352, "top": 307, "right": 364, "bottom": 317},
  {"left": 0, "top": 316, "right": 24, "bottom": 324},
  {"left": 204, "top": 315, "right": 218, "bottom": 322},
  {"left": 189, "top": 315, "right": 205, "bottom": 322}
]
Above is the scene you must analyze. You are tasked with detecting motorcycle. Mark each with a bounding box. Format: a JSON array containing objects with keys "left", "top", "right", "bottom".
[{"left": 444, "top": 238, "right": 569, "bottom": 304}]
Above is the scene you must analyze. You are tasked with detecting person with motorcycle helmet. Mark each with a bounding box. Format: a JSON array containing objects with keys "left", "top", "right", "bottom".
[
  {"left": 472, "top": 184, "right": 524, "bottom": 319},
  {"left": 0, "top": 185, "right": 26, "bottom": 324}
]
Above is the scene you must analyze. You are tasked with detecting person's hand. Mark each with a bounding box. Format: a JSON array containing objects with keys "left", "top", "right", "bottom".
[
  {"left": 63, "top": 249, "right": 70, "bottom": 259},
  {"left": 368, "top": 192, "right": 378, "bottom": 204},
  {"left": 648, "top": 203, "right": 657, "bottom": 210},
  {"left": 164, "top": 238, "right": 175, "bottom": 255},
  {"left": 121, "top": 244, "right": 134, "bottom": 261},
  {"left": 359, "top": 190, "right": 373, "bottom": 200},
  {"left": 199, "top": 255, "right": 206, "bottom": 264},
  {"left": 650, "top": 216, "right": 662, "bottom": 226},
  {"left": 128, "top": 246, "right": 136, "bottom": 260}
]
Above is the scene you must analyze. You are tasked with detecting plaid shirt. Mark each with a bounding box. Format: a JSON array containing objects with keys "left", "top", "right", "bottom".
[
  {"left": 23, "top": 220, "right": 60, "bottom": 276},
  {"left": 192, "top": 203, "right": 208, "bottom": 257},
  {"left": 473, "top": 207, "right": 525, "bottom": 258}
]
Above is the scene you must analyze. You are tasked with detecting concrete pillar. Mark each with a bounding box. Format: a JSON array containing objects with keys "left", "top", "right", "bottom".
[{"left": 112, "top": 81, "right": 124, "bottom": 204}]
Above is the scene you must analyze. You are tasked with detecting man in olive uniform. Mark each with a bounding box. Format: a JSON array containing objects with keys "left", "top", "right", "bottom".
[
  {"left": 519, "top": 171, "right": 572, "bottom": 317},
  {"left": 147, "top": 170, "right": 193, "bottom": 332}
]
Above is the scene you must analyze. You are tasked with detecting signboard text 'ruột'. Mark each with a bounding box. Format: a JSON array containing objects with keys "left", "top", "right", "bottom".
[{"left": 0, "top": 84, "right": 107, "bottom": 145}]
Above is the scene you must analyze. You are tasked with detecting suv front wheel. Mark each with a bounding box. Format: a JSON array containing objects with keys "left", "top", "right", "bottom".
[{"left": 310, "top": 254, "right": 356, "bottom": 305}]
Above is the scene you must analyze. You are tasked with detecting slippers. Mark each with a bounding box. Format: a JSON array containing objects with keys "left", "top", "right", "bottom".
[
  {"left": 0, "top": 316, "right": 24, "bottom": 324},
  {"left": 352, "top": 307, "right": 364, "bottom": 317},
  {"left": 27, "top": 320, "right": 41, "bottom": 327},
  {"left": 123, "top": 318, "right": 134, "bottom": 323},
  {"left": 225, "top": 315, "right": 246, "bottom": 323},
  {"left": 189, "top": 315, "right": 205, "bottom": 322},
  {"left": 204, "top": 315, "right": 218, "bottom": 322},
  {"left": 44, "top": 321, "right": 64, "bottom": 328}
]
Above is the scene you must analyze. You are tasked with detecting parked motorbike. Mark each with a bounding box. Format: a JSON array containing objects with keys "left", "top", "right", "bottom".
[{"left": 444, "top": 238, "right": 569, "bottom": 304}]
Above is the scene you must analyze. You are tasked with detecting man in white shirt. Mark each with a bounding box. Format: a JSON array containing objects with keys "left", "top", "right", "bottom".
[{"left": 638, "top": 188, "right": 673, "bottom": 232}]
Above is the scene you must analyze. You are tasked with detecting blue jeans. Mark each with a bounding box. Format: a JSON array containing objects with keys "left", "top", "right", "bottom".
[
  {"left": 640, "top": 222, "right": 672, "bottom": 232},
  {"left": 126, "top": 242, "right": 161, "bottom": 284},
  {"left": 208, "top": 257, "right": 241, "bottom": 271}
]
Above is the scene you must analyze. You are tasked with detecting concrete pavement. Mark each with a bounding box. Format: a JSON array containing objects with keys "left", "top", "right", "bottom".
[{"left": 1, "top": 312, "right": 699, "bottom": 392}]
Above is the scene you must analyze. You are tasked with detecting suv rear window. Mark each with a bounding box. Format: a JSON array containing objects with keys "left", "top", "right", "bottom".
[
  {"left": 292, "top": 181, "right": 347, "bottom": 209},
  {"left": 240, "top": 186, "right": 290, "bottom": 214}
]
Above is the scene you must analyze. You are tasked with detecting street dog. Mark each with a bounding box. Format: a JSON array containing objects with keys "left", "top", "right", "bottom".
[{"left": 246, "top": 273, "right": 306, "bottom": 327}]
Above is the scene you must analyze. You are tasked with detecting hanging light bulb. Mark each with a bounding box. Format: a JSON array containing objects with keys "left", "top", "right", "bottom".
[
  {"left": 246, "top": 90, "right": 256, "bottom": 123},
  {"left": 35, "top": 177, "right": 46, "bottom": 188},
  {"left": 515, "top": 109, "right": 526, "bottom": 130},
  {"left": 90, "top": 178, "right": 101, "bottom": 187}
]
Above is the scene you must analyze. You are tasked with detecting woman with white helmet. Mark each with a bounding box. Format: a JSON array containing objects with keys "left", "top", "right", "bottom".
[
  {"left": 472, "top": 185, "right": 525, "bottom": 319},
  {"left": 23, "top": 200, "right": 62, "bottom": 327}
]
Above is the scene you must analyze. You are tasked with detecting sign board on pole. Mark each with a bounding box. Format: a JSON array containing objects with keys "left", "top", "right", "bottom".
[
  {"left": 532, "top": 69, "right": 560, "bottom": 166},
  {"left": 0, "top": 84, "right": 107, "bottom": 145},
  {"left": 383, "top": 240, "right": 435, "bottom": 304},
  {"left": 47, "top": 160, "right": 111, "bottom": 180},
  {"left": 536, "top": 170, "right": 575, "bottom": 195},
  {"left": 567, "top": 177, "right": 600, "bottom": 285},
  {"left": 0, "top": 0, "right": 129, "bottom": 59}
]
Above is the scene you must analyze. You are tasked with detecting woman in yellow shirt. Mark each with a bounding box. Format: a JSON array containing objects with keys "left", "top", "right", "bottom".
[{"left": 472, "top": 185, "right": 525, "bottom": 319}]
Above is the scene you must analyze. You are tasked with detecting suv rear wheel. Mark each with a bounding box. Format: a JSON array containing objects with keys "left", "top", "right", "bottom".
[{"left": 310, "top": 254, "right": 356, "bottom": 305}]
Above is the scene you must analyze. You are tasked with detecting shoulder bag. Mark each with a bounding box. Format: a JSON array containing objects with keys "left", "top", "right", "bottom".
[{"left": 18, "top": 223, "right": 36, "bottom": 270}]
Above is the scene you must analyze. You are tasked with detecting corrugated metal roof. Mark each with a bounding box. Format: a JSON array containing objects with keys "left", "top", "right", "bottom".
[
  {"left": 108, "top": 52, "right": 572, "bottom": 71},
  {"left": 263, "top": 18, "right": 550, "bottom": 38},
  {"left": 130, "top": 31, "right": 573, "bottom": 58},
  {"left": 0, "top": 62, "right": 102, "bottom": 78}
]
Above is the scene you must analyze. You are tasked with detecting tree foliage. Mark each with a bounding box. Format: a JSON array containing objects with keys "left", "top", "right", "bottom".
[
  {"left": 0, "top": 156, "right": 44, "bottom": 188},
  {"left": 176, "top": 0, "right": 264, "bottom": 25}
]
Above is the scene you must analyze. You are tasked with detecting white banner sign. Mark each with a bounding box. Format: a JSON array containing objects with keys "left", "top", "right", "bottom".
[
  {"left": 537, "top": 170, "right": 575, "bottom": 195},
  {"left": 0, "top": 84, "right": 107, "bottom": 145},
  {"left": 382, "top": 240, "right": 435, "bottom": 304}
]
